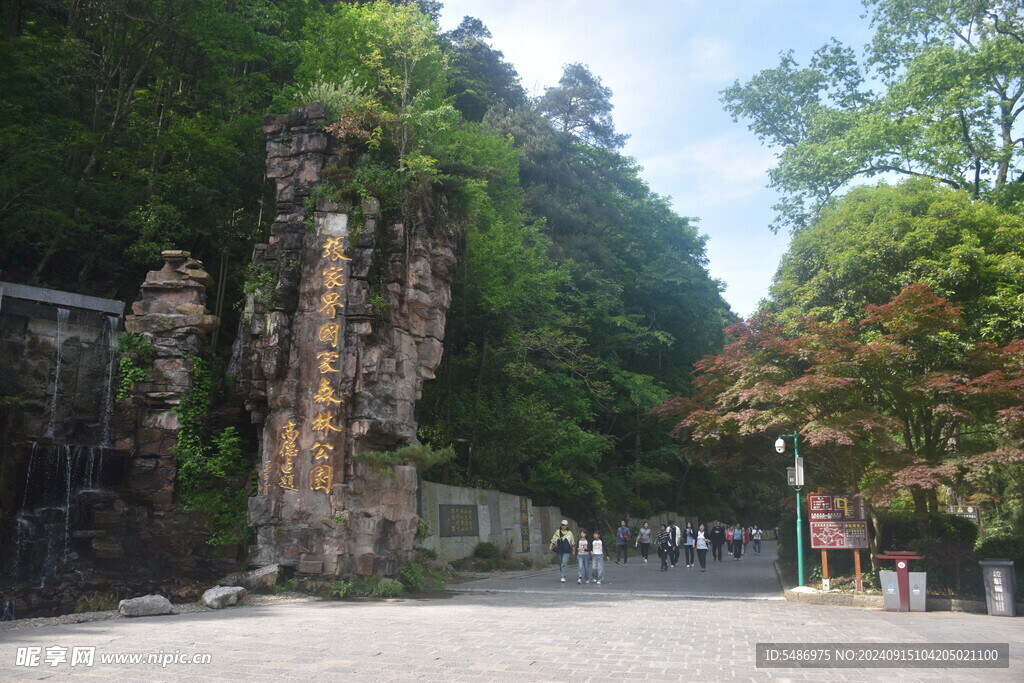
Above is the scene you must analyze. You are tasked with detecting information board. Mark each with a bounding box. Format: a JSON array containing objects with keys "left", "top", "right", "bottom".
[
  {"left": 808, "top": 492, "right": 868, "bottom": 549},
  {"left": 438, "top": 504, "right": 480, "bottom": 537}
]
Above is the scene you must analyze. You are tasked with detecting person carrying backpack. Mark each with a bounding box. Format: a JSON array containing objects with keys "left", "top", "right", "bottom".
[{"left": 549, "top": 520, "right": 575, "bottom": 583}]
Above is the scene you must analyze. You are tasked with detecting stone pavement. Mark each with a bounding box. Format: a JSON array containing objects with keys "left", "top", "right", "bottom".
[{"left": 0, "top": 540, "right": 1020, "bottom": 681}]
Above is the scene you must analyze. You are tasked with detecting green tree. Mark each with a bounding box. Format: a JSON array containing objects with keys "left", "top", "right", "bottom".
[
  {"left": 722, "top": 0, "right": 1024, "bottom": 232},
  {"left": 539, "top": 63, "right": 628, "bottom": 150},
  {"left": 296, "top": 0, "right": 448, "bottom": 170},
  {"left": 443, "top": 17, "right": 526, "bottom": 123},
  {"left": 0, "top": 0, "right": 316, "bottom": 302},
  {"left": 770, "top": 180, "right": 1024, "bottom": 344}
]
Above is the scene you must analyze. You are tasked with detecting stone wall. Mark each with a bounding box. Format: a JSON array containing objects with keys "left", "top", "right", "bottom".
[
  {"left": 232, "top": 103, "right": 458, "bottom": 577},
  {"left": 418, "top": 480, "right": 575, "bottom": 564}
]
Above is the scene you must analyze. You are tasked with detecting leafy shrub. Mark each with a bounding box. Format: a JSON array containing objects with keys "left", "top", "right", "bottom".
[
  {"left": 472, "top": 542, "right": 501, "bottom": 559},
  {"left": 354, "top": 444, "right": 455, "bottom": 475},
  {"left": 371, "top": 579, "right": 405, "bottom": 598},
  {"left": 878, "top": 510, "right": 978, "bottom": 551},
  {"left": 174, "top": 357, "right": 252, "bottom": 546},
  {"left": 398, "top": 562, "right": 426, "bottom": 591},
  {"left": 329, "top": 578, "right": 353, "bottom": 598},
  {"left": 878, "top": 511, "right": 980, "bottom": 594},
  {"left": 115, "top": 333, "right": 153, "bottom": 401},
  {"left": 414, "top": 546, "right": 438, "bottom": 562},
  {"left": 397, "top": 561, "right": 445, "bottom": 592}
]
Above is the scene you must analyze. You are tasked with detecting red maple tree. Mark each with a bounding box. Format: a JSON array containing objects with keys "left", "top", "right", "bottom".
[{"left": 657, "top": 284, "right": 1024, "bottom": 527}]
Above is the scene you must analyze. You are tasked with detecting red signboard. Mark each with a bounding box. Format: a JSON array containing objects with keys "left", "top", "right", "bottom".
[{"left": 808, "top": 492, "right": 868, "bottom": 549}]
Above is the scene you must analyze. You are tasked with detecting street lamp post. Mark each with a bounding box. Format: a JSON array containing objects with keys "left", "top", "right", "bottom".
[{"left": 776, "top": 432, "right": 804, "bottom": 587}]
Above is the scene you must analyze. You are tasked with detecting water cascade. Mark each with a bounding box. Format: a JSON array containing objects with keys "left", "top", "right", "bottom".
[
  {"left": 100, "top": 314, "right": 119, "bottom": 447},
  {"left": 43, "top": 307, "right": 70, "bottom": 440},
  {"left": 0, "top": 283, "right": 128, "bottom": 617}
]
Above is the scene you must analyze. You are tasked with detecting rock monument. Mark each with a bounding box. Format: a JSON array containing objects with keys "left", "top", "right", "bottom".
[{"left": 231, "top": 103, "right": 457, "bottom": 578}]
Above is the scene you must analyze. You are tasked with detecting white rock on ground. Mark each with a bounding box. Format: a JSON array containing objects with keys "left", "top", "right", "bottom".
[
  {"left": 217, "top": 564, "right": 279, "bottom": 592},
  {"left": 202, "top": 586, "right": 247, "bottom": 609},
  {"left": 118, "top": 595, "right": 173, "bottom": 617}
]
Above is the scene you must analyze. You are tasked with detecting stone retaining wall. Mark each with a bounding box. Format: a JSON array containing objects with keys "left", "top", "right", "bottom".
[{"left": 418, "top": 480, "right": 575, "bottom": 563}]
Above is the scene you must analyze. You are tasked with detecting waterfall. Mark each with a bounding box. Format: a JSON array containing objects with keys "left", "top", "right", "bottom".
[
  {"left": 82, "top": 446, "right": 105, "bottom": 491},
  {"left": 12, "top": 516, "right": 33, "bottom": 583},
  {"left": 20, "top": 442, "right": 38, "bottom": 510},
  {"left": 62, "top": 444, "right": 72, "bottom": 561},
  {"left": 44, "top": 307, "right": 70, "bottom": 440},
  {"left": 100, "top": 314, "right": 119, "bottom": 447}
]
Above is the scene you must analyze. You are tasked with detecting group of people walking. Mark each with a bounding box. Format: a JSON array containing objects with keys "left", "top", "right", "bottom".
[
  {"left": 549, "top": 519, "right": 765, "bottom": 583},
  {"left": 709, "top": 522, "right": 764, "bottom": 561}
]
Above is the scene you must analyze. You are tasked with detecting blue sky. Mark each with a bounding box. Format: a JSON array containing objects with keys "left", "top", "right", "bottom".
[{"left": 438, "top": 0, "right": 875, "bottom": 317}]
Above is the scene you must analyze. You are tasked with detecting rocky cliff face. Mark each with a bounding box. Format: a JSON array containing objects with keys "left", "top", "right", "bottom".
[{"left": 231, "top": 103, "right": 457, "bottom": 576}]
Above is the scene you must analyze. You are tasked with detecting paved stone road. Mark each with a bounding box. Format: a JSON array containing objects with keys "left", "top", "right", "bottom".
[
  {"left": 0, "top": 541, "right": 1020, "bottom": 681},
  {"left": 459, "top": 540, "right": 783, "bottom": 599}
]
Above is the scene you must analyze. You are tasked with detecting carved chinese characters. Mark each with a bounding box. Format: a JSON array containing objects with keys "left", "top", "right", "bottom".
[{"left": 272, "top": 229, "right": 351, "bottom": 495}]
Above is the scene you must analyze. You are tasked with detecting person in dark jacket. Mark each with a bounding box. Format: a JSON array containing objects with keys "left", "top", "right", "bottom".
[
  {"left": 710, "top": 521, "right": 727, "bottom": 562},
  {"left": 656, "top": 524, "right": 671, "bottom": 571}
]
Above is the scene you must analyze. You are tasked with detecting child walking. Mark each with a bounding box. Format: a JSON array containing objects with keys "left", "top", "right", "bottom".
[{"left": 577, "top": 530, "right": 591, "bottom": 584}]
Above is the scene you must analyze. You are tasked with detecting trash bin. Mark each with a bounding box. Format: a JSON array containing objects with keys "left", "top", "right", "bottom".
[
  {"left": 908, "top": 571, "right": 927, "bottom": 612},
  {"left": 878, "top": 552, "right": 925, "bottom": 612},
  {"left": 979, "top": 559, "right": 1017, "bottom": 617},
  {"left": 880, "top": 570, "right": 901, "bottom": 611}
]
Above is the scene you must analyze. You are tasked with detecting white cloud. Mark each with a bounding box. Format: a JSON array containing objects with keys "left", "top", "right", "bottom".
[{"left": 640, "top": 133, "right": 776, "bottom": 208}]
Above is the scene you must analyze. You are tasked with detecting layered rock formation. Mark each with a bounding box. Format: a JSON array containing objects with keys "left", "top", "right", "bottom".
[
  {"left": 232, "top": 103, "right": 457, "bottom": 577},
  {"left": 123, "top": 250, "right": 219, "bottom": 511}
]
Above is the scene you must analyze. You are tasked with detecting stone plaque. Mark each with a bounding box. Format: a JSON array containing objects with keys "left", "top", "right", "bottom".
[
  {"left": 439, "top": 504, "right": 479, "bottom": 537},
  {"left": 519, "top": 496, "right": 530, "bottom": 553}
]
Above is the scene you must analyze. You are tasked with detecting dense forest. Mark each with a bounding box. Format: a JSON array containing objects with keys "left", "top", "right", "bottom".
[
  {"left": 0, "top": 0, "right": 742, "bottom": 525},
  {"left": 3, "top": 0, "right": 1022, "bottom": 559}
]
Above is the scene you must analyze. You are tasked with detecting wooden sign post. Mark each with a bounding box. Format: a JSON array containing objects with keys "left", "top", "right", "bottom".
[
  {"left": 821, "top": 549, "right": 830, "bottom": 592},
  {"left": 809, "top": 488, "right": 868, "bottom": 593}
]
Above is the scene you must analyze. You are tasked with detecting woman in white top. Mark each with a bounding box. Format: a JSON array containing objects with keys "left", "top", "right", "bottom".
[
  {"left": 590, "top": 530, "right": 606, "bottom": 584},
  {"left": 695, "top": 524, "right": 710, "bottom": 572}
]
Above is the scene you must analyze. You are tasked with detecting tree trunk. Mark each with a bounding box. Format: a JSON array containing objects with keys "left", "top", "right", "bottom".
[
  {"left": 911, "top": 487, "right": 931, "bottom": 537},
  {"left": 867, "top": 503, "right": 881, "bottom": 571}
]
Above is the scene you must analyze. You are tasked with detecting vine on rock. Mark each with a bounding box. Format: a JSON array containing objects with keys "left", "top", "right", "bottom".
[{"left": 174, "top": 356, "right": 252, "bottom": 546}]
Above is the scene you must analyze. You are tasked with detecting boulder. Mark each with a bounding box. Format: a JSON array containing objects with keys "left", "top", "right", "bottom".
[
  {"left": 118, "top": 594, "right": 173, "bottom": 617},
  {"left": 202, "top": 586, "right": 247, "bottom": 609},
  {"left": 217, "top": 564, "right": 280, "bottom": 592}
]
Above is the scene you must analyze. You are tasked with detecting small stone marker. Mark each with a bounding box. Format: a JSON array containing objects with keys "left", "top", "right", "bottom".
[
  {"left": 118, "top": 594, "right": 173, "bottom": 617},
  {"left": 202, "top": 586, "right": 247, "bottom": 609}
]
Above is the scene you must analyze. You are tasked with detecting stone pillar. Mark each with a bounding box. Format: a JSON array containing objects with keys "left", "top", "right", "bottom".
[
  {"left": 232, "top": 104, "right": 457, "bottom": 577},
  {"left": 123, "top": 250, "right": 218, "bottom": 510}
]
